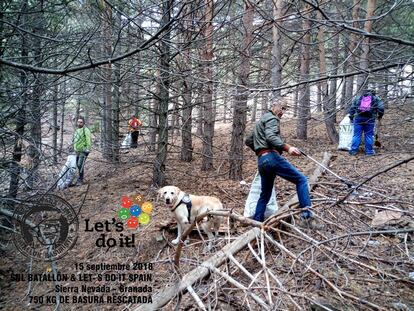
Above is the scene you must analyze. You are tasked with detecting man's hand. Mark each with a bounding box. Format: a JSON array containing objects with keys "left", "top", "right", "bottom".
[{"left": 288, "top": 146, "right": 301, "bottom": 156}]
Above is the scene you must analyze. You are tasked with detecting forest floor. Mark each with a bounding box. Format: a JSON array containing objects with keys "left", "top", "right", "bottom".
[{"left": 1, "top": 100, "right": 413, "bottom": 310}]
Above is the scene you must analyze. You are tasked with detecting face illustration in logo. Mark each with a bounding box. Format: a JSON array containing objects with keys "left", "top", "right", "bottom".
[
  {"left": 138, "top": 213, "right": 151, "bottom": 225},
  {"left": 21, "top": 206, "right": 69, "bottom": 247},
  {"left": 130, "top": 205, "right": 141, "bottom": 217},
  {"left": 121, "top": 196, "right": 133, "bottom": 208},
  {"left": 141, "top": 202, "right": 153, "bottom": 214},
  {"left": 131, "top": 194, "right": 143, "bottom": 204},
  {"left": 118, "top": 208, "right": 130, "bottom": 220},
  {"left": 127, "top": 217, "right": 139, "bottom": 229}
]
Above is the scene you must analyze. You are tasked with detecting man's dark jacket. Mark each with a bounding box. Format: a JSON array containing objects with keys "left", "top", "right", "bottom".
[
  {"left": 245, "top": 110, "right": 287, "bottom": 154},
  {"left": 348, "top": 93, "right": 384, "bottom": 121}
]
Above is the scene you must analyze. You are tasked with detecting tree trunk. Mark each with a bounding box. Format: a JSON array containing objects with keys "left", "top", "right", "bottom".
[
  {"left": 28, "top": 1, "right": 44, "bottom": 189},
  {"left": 296, "top": 5, "right": 311, "bottom": 140},
  {"left": 222, "top": 93, "right": 228, "bottom": 123},
  {"left": 134, "top": 6, "right": 144, "bottom": 117},
  {"left": 172, "top": 101, "right": 180, "bottom": 138},
  {"left": 181, "top": 78, "right": 193, "bottom": 162},
  {"left": 196, "top": 105, "right": 203, "bottom": 136},
  {"left": 316, "top": 83, "right": 322, "bottom": 112},
  {"left": 8, "top": 0, "right": 28, "bottom": 197},
  {"left": 271, "top": 0, "right": 283, "bottom": 99},
  {"left": 112, "top": 34, "right": 121, "bottom": 163},
  {"left": 345, "top": 0, "right": 360, "bottom": 109},
  {"left": 102, "top": 2, "right": 113, "bottom": 161},
  {"left": 180, "top": 6, "right": 194, "bottom": 162},
  {"left": 293, "top": 85, "right": 298, "bottom": 117},
  {"left": 229, "top": 0, "right": 254, "bottom": 180},
  {"left": 317, "top": 11, "right": 338, "bottom": 144},
  {"left": 340, "top": 33, "right": 348, "bottom": 110},
  {"left": 251, "top": 71, "right": 262, "bottom": 122},
  {"left": 356, "top": 0, "right": 377, "bottom": 90},
  {"left": 149, "top": 87, "right": 158, "bottom": 152},
  {"left": 251, "top": 96, "right": 257, "bottom": 123},
  {"left": 261, "top": 93, "right": 268, "bottom": 114},
  {"left": 152, "top": 0, "right": 172, "bottom": 186},
  {"left": 201, "top": 0, "right": 215, "bottom": 171},
  {"left": 329, "top": 26, "right": 339, "bottom": 123},
  {"left": 60, "top": 99, "right": 65, "bottom": 155},
  {"left": 52, "top": 83, "right": 59, "bottom": 164}
]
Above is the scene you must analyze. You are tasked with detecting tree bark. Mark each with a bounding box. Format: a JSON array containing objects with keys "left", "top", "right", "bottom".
[
  {"left": 152, "top": 0, "right": 172, "bottom": 186},
  {"left": 180, "top": 5, "right": 194, "bottom": 162},
  {"left": 59, "top": 97, "right": 65, "bottom": 155},
  {"left": 229, "top": 0, "right": 254, "bottom": 180},
  {"left": 112, "top": 16, "right": 121, "bottom": 164},
  {"left": 52, "top": 83, "right": 59, "bottom": 164},
  {"left": 148, "top": 82, "right": 158, "bottom": 153},
  {"left": 296, "top": 4, "right": 311, "bottom": 140},
  {"left": 329, "top": 25, "right": 339, "bottom": 123},
  {"left": 8, "top": 0, "right": 28, "bottom": 197},
  {"left": 102, "top": 2, "right": 113, "bottom": 161},
  {"left": 271, "top": 0, "right": 283, "bottom": 99},
  {"left": 356, "top": 0, "right": 377, "bottom": 90},
  {"left": 201, "top": 0, "right": 215, "bottom": 171},
  {"left": 317, "top": 11, "right": 338, "bottom": 144},
  {"left": 28, "top": 1, "right": 44, "bottom": 189},
  {"left": 345, "top": 0, "right": 360, "bottom": 108}
]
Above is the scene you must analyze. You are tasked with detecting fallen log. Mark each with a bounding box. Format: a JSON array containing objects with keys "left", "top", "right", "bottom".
[{"left": 135, "top": 152, "right": 332, "bottom": 310}]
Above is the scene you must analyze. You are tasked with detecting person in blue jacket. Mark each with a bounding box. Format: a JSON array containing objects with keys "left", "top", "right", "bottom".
[{"left": 348, "top": 89, "right": 384, "bottom": 156}]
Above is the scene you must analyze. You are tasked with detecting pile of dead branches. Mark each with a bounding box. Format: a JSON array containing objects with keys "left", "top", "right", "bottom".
[{"left": 138, "top": 153, "right": 414, "bottom": 311}]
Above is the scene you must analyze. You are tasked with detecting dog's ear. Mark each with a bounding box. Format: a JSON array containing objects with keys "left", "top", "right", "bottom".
[
  {"left": 173, "top": 186, "right": 181, "bottom": 195},
  {"left": 156, "top": 187, "right": 165, "bottom": 200}
]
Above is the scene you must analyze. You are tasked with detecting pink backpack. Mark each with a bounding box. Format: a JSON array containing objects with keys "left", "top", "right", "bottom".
[{"left": 359, "top": 95, "right": 372, "bottom": 112}]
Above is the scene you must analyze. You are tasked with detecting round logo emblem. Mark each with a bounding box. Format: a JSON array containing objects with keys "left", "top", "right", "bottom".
[{"left": 12, "top": 194, "right": 79, "bottom": 261}]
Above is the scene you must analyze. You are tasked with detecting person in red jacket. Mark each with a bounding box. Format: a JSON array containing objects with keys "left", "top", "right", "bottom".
[{"left": 128, "top": 115, "right": 142, "bottom": 148}]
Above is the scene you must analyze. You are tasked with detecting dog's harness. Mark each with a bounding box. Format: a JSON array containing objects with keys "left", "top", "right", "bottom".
[{"left": 171, "top": 194, "right": 192, "bottom": 222}]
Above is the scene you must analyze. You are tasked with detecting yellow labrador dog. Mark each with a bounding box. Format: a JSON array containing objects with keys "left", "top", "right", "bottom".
[{"left": 158, "top": 186, "right": 222, "bottom": 247}]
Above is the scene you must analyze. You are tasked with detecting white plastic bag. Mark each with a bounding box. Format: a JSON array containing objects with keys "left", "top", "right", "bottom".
[
  {"left": 338, "top": 114, "right": 354, "bottom": 151},
  {"left": 121, "top": 133, "right": 131, "bottom": 149},
  {"left": 244, "top": 171, "right": 278, "bottom": 219},
  {"left": 57, "top": 154, "right": 77, "bottom": 190}
]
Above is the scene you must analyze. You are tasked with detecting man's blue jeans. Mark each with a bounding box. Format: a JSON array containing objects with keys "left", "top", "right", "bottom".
[
  {"left": 350, "top": 116, "right": 375, "bottom": 155},
  {"left": 253, "top": 152, "right": 312, "bottom": 222}
]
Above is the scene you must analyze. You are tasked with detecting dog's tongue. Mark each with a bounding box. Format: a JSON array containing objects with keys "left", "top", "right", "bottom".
[{"left": 167, "top": 203, "right": 174, "bottom": 209}]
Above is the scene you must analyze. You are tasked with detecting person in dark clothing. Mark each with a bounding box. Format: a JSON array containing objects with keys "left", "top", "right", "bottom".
[
  {"left": 245, "top": 101, "right": 320, "bottom": 228},
  {"left": 128, "top": 115, "right": 142, "bottom": 148},
  {"left": 348, "top": 89, "right": 384, "bottom": 156}
]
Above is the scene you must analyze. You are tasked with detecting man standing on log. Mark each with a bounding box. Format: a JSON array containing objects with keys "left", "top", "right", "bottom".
[{"left": 245, "top": 101, "right": 320, "bottom": 228}]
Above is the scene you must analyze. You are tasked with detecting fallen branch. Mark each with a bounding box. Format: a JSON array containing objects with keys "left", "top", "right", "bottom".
[
  {"left": 134, "top": 228, "right": 261, "bottom": 311},
  {"left": 333, "top": 155, "right": 414, "bottom": 206}
]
